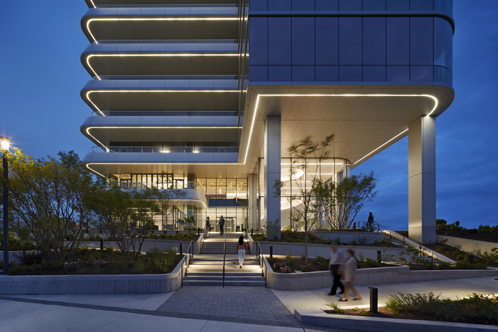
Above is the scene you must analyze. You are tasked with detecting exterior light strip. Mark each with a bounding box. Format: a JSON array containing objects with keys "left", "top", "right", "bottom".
[
  {"left": 85, "top": 93, "right": 438, "bottom": 176},
  {"left": 86, "top": 90, "right": 240, "bottom": 117},
  {"left": 86, "top": 17, "right": 238, "bottom": 44},
  {"left": 85, "top": 126, "right": 240, "bottom": 150},
  {"left": 85, "top": 53, "right": 242, "bottom": 80},
  {"left": 353, "top": 129, "right": 409, "bottom": 165}
]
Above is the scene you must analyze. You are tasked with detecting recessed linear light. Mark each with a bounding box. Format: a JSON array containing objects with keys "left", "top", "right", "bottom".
[
  {"left": 85, "top": 90, "right": 241, "bottom": 117},
  {"left": 85, "top": 53, "right": 245, "bottom": 80},
  {"left": 86, "top": 17, "right": 239, "bottom": 44},
  {"left": 89, "top": 0, "right": 96, "bottom": 8},
  {"left": 85, "top": 93, "right": 438, "bottom": 176}
]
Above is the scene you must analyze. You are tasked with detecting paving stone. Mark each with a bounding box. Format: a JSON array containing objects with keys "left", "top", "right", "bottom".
[{"left": 155, "top": 286, "right": 300, "bottom": 327}]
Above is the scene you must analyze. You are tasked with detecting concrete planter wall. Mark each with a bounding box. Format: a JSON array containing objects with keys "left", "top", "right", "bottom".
[
  {"left": 311, "top": 231, "right": 385, "bottom": 244},
  {"left": 258, "top": 241, "right": 416, "bottom": 263},
  {"left": 0, "top": 255, "right": 187, "bottom": 295},
  {"left": 437, "top": 235, "right": 498, "bottom": 255},
  {"left": 263, "top": 257, "right": 498, "bottom": 290}
]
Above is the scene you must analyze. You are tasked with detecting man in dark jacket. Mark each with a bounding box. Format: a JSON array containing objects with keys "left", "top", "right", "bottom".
[
  {"left": 367, "top": 212, "right": 374, "bottom": 231},
  {"left": 219, "top": 215, "right": 225, "bottom": 235}
]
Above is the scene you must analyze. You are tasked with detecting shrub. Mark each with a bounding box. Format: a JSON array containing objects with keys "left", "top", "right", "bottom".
[
  {"left": 454, "top": 262, "right": 487, "bottom": 269},
  {"left": 300, "top": 264, "right": 312, "bottom": 272},
  {"left": 314, "top": 256, "right": 329, "bottom": 270},
  {"left": 478, "top": 225, "right": 498, "bottom": 235},
  {"left": 437, "top": 261, "right": 453, "bottom": 270},
  {"left": 273, "top": 262, "right": 291, "bottom": 273},
  {"left": 267, "top": 257, "right": 278, "bottom": 266},
  {"left": 285, "top": 253, "right": 294, "bottom": 265}
]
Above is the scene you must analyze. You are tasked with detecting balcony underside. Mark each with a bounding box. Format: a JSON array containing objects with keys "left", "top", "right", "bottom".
[
  {"left": 81, "top": 115, "right": 240, "bottom": 145},
  {"left": 239, "top": 84, "right": 455, "bottom": 168},
  {"left": 82, "top": 8, "right": 238, "bottom": 43},
  {"left": 85, "top": 0, "right": 238, "bottom": 7},
  {"left": 81, "top": 79, "right": 241, "bottom": 114}
]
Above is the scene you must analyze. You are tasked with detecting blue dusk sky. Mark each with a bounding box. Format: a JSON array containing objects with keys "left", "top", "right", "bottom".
[{"left": 1, "top": 1, "right": 497, "bottom": 230}]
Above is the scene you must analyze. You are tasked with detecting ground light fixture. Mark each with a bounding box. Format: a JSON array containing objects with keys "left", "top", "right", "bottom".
[{"left": 0, "top": 136, "right": 10, "bottom": 274}]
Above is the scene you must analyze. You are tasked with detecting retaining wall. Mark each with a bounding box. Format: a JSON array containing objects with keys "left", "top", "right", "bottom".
[
  {"left": 437, "top": 235, "right": 498, "bottom": 256},
  {"left": 0, "top": 256, "right": 186, "bottom": 295},
  {"left": 263, "top": 257, "right": 498, "bottom": 290},
  {"left": 258, "top": 241, "right": 416, "bottom": 263},
  {"left": 311, "top": 231, "right": 385, "bottom": 244}
]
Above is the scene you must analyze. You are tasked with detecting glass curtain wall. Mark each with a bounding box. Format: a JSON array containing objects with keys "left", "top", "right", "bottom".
[{"left": 258, "top": 157, "right": 351, "bottom": 231}]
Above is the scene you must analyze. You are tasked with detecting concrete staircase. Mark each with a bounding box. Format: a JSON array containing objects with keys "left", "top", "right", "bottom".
[{"left": 184, "top": 233, "right": 265, "bottom": 287}]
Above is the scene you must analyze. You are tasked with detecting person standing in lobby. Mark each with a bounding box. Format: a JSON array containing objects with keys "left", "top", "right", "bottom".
[
  {"left": 219, "top": 215, "right": 225, "bottom": 235},
  {"left": 328, "top": 242, "right": 345, "bottom": 296}
]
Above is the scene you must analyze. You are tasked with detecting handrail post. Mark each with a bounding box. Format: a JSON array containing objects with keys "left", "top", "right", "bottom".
[{"left": 223, "top": 232, "right": 226, "bottom": 288}]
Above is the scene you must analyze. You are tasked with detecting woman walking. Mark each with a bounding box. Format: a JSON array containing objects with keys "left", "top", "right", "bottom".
[
  {"left": 338, "top": 249, "right": 361, "bottom": 301},
  {"left": 205, "top": 217, "right": 210, "bottom": 238},
  {"left": 237, "top": 236, "right": 247, "bottom": 268}
]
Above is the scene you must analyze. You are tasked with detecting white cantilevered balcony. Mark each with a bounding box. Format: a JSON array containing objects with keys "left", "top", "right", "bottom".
[
  {"left": 81, "top": 6, "right": 239, "bottom": 43},
  {"left": 81, "top": 79, "right": 242, "bottom": 116},
  {"left": 81, "top": 42, "right": 245, "bottom": 78}
]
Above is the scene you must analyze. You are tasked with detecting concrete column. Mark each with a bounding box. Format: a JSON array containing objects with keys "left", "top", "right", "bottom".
[
  {"left": 408, "top": 116, "right": 436, "bottom": 244},
  {"left": 264, "top": 115, "right": 281, "bottom": 239},
  {"left": 247, "top": 174, "right": 258, "bottom": 231}
]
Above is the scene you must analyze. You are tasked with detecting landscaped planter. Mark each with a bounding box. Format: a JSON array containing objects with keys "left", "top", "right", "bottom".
[
  {"left": 74, "top": 233, "right": 204, "bottom": 255},
  {"left": 263, "top": 256, "right": 498, "bottom": 290},
  {"left": 311, "top": 231, "right": 385, "bottom": 244},
  {"left": 0, "top": 255, "right": 188, "bottom": 295},
  {"left": 436, "top": 235, "right": 498, "bottom": 256}
]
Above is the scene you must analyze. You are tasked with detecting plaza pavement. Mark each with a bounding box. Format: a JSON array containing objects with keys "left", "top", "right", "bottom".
[{"left": 0, "top": 276, "right": 496, "bottom": 332}]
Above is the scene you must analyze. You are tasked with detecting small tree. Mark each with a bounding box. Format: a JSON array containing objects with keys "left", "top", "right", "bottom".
[
  {"left": 334, "top": 173, "right": 377, "bottom": 229},
  {"left": 282, "top": 134, "right": 334, "bottom": 263},
  {"left": 4, "top": 149, "right": 95, "bottom": 261}
]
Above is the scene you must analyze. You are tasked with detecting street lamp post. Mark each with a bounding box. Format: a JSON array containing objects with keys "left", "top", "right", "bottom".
[{"left": 1, "top": 137, "right": 10, "bottom": 274}]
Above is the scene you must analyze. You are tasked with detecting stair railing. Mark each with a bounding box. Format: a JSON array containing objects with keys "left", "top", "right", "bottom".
[
  {"left": 358, "top": 220, "right": 454, "bottom": 264},
  {"left": 181, "top": 240, "right": 194, "bottom": 287},
  {"left": 222, "top": 231, "right": 227, "bottom": 288},
  {"left": 257, "top": 241, "right": 267, "bottom": 287}
]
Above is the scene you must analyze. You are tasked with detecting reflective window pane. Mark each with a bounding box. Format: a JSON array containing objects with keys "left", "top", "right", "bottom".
[
  {"left": 434, "top": 18, "right": 452, "bottom": 70},
  {"left": 363, "top": 66, "right": 386, "bottom": 82},
  {"left": 316, "top": 17, "right": 339, "bottom": 65},
  {"left": 387, "top": 18, "right": 409, "bottom": 65},
  {"left": 316, "top": 66, "right": 339, "bottom": 81},
  {"left": 268, "top": 0, "right": 291, "bottom": 11},
  {"left": 363, "top": 17, "right": 386, "bottom": 65},
  {"left": 316, "top": 0, "right": 338, "bottom": 10},
  {"left": 292, "top": 0, "right": 314, "bottom": 10},
  {"left": 410, "top": 17, "right": 434, "bottom": 65},
  {"left": 268, "top": 17, "right": 291, "bottom": 65},
  {"left": 363, "top": 0, "right": 386, "bottom": 10},
  {"left": 340, "top": 66, "right": 362, "bottom": 81},
  {"left": 387, "top": 0, "right": 409, "bottom": 10},
  {"left": 250, "top": 0, "right": 267, "bottom": 10},
  {"left": 339, "top": 0, "right": 361, "bottom": 10},
  {"left": 410, "top": 66, "right": 433, "bottom": 82},
  {"left": 292, "top": 66, "right": 314, "bottom": 81},
  {"left": 292, "top": 17, "right": 314, "bottom": 65},
  {"left": 339, "top": 18, "right": 362, "bottom": 65},
  {"left": 269, "top": 66, "right": 291, "bottom": 81},
  {"left": 410, "top": 0, "right": 433, "bottom": 11},
  {"left": 249, "top": 18, "right": 267, "bottom": 65}
]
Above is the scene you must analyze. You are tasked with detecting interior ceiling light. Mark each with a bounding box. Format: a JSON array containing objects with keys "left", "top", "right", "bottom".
[{"left": 86, "top": 17, "right": 238, "bottom": 44}]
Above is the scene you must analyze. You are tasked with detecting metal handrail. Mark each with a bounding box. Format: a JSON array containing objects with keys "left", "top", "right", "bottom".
[
  {"left": 360, "top": 220, "right": 455, "bottom": 264},
  {"left": 222, "top": 231, "right": 227, "bottom": 288},
  {"left": 257, "top": 241, "right": 267, "bottom": 287}
]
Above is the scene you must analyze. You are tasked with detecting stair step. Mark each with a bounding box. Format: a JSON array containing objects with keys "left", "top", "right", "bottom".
[
  {"left": 183, "top": 280, "right": 266, "bottom": 287},
  {"left": 186, "top": 272, "right": 262, "bottom": 277}
]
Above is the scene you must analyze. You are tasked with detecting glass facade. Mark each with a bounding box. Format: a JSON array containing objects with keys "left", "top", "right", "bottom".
[
  {"left": 249, "top": 1, "right": 453, "bottom": 85},
  {"left": 257, "top": 158, "right": 351, "bottom": 230}
]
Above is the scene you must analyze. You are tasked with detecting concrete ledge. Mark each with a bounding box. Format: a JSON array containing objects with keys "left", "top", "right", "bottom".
[
  {"left": 312, "top": 231, "right": 385, "bottom": 244},
  {"left": 0, "top": 255, "right": 186, "bottom": 295},
  {"left": 437, "top": 235, "right": 498, "bottom": 256},
  {"left": 295, "top": 309, "right": 497, "bottom": 332},
  {"left": 263, "top": 256, "right": 498, "bottom": 290}
]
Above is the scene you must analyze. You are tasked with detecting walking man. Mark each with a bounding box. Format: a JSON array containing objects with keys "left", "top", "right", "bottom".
[
  {"left": 219, "top": 215, "right": 225, "bottom": 235},
  {"left": 328, "top": 242, "right": 345, "bottom": 296}
]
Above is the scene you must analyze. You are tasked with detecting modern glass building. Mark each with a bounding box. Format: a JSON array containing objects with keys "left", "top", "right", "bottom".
[{"left": 80, "top": 0, "right": 454, "bottom": 243}]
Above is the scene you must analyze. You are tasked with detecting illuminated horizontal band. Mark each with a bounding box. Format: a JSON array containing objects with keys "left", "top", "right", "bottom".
[
  {"left": 85, "top": 126, "right": 241, "bottom": 152},
  {"left": 84, "top": 93, "right": 438, "bottom": 177},
  {"left": 243, "top": 94, "right": 438, "bottom": 165},
  {"left": 86, "top": 17, "right": 238, "bottom": 44},
  {"left": 85, "top": 90, "right": 241, "bottom": 117},
  {"left": 85, "top": 53, "right": 243, "bottom": 80}
]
